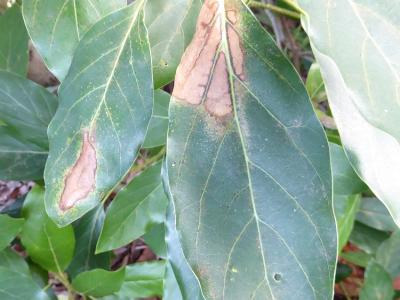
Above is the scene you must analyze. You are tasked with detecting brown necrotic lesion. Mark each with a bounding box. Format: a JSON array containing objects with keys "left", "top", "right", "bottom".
[
  {"left": 59, "top": 130, "right": 97, "bottom": 211},
  {"left": 172, "top": 0, "right": 244, "bottom": 118}
]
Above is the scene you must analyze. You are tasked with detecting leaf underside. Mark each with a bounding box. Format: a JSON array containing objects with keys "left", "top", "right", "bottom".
[
  {"left": 44, "top": 1, "right": 153, "bottom": 226},
  {"left": 299, "top": 0, "right": 400, "bottom": 227},
  {"left": 166, "top": 0, "right": 336, "bottom": 299}
]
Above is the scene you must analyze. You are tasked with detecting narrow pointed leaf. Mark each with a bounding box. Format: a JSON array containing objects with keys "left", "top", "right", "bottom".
[
  {"left": 166, "top": 0, "right": 336, "bottom": 298},
  {"left": 22, "top": 0, "right": 126, "bottom": 81},
  {"left": 20, "top": 186, "right": 75, "bottom": 272},
  {"left": 0, "top": 71, "right": 57, "bottom": 180},
  {"left": 0, "top": 214, "right": 24, "bottom": 251},
  {"left": 145, "top": 0, "right": 201, "bottom": 88},
  {"left": 96, "top": 162, "right": 168, "bottom": 253},
  {"left": 0, "top": 5, "right": 29, "bottom": 75},
  {"left": 299, "top": 0, "right": 400, "bottom": 227},
  {"left": 72, "top": 268, "right": 125, "bottom": 297},
  {"left": 44, "top": 1, "right": 153, "bottom": 226}
]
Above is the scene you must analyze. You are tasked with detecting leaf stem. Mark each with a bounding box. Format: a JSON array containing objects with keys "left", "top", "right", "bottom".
[
  {"left": 54, "top": 272, "right": 75, "bottom": 300},
  {"left": 131, "top": 147, "right": 166, "bottom": 174},
  {"left": 247, "top": 1, "right": 301, "bottom": 19}
]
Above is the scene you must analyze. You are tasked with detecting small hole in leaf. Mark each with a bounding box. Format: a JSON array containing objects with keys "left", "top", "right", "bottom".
[{"left": 273, "top": 273, "right": 282, "bottom": 282}]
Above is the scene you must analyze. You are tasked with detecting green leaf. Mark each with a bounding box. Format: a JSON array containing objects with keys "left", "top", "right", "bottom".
[
  {"left": 299, "top": 0, "right": 400, "bottom": 227},
  {"left": 166, "top": 1, "right": 336, "bottom": 298},
  {"left": 0, "top": 248, "right": 30, "bottom": 275},
  {"left": 330, "top": 142, "right": 366, "bottom": 251},
  {"left": 117, "top": 261, "right": 165, "bottom": 299},
  {"left": 163, "top": 261, "right": 183, "bottom": 300},
  {"left": 376, "top": 230, "right": 400, "bottom": 279},
  {"left": 22, "top": 0, "right": 126, "bottom": 81},
  {"left": 305, "top": 63, "right": 325, "bottom": 102},
  {"left": 0, "top": 266, "right": 50, "bottom": 300},
  {"left": 145, "top": 0, "right": 201, "bottom": 88},
  {"left": 0, "top": 71, "right": 57, "bottom": 180},
  {"left": 360, "top": 260, "right": 394, "bottom": 300},
  {"left": 0, "top": 214, "right": 24, "bottom": 250},
  {"left": 357, "top": 197, "right": 398, "bottom": 232},
  {"left": 67, "top": 206, "right": 110, "bottom": 278},
  {"left": 143, "top": 90, "right": 170, "bottom": 149},
  {"left": 0, "top": 5, "right": 29, "bottom": 75},
  {"left": 143, "top": 223, "right": 167, "bottom": 259},
  {"left": 340, "top": 251, "right": 372, "bottom": 268},
  {"left": 72, "top": 268, "right": 125, "bottom": 297},
  {"left": 350, "top": 222, "right": 389, "bottom": 254},
  {"left": 20, "top": 186, "right": 75, "bottom": 272},
  {"left": 44, "top": 1, "right": 153, "bottom": 226},
  {"left": 336, "top": 194, "right": 361, "bottom": 251},
  {"left": 97, "top": 162, "right": 168, "bottom": 253}
]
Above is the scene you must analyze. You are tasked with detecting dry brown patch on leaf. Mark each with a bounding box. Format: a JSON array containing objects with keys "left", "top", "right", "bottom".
[
  {"left": 173, "top": 0, "right": 221, "bottom": 105},
  {"left": 204, "top": 52, "right": 232, "bottom": 117},
  {"left": 59, "top": 130, "right": 97, "bottom": 211},
  {"left": 173, "top": 0, "right": 245, "bottom": 118}
]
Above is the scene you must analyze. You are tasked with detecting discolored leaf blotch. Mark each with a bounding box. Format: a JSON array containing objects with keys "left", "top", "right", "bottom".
[
  {"left": 166, "top": 0, "right": 336, "bottom": 299},
  {"left": 44, "top": 1, "right": 153, "bottom": 226}
]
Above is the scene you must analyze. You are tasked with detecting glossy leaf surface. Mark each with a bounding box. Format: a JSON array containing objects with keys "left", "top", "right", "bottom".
[
  {"left": 299, "top": 0, "right": 400, "bottom": 227},
  {"left": 0, "top": 248, "right": 30, "bottom": 274},
  {"left": 0, "top": 214, "right": 24, "bottom": 251},
  {"left": 20, "top": 186, "right": 75, "bottom": 272},
  {"left": 0, "top": 71, "right": 57, "bottom": 180},
  {"left": 0, "top": 5, "right": 29, "bottom": 75},
  {"left": 22, "top": 0, "right": 126, "bottom": 81},
  {"left": 72, "top": 268, "right": 125, "bottom": 297},
  {"left": 118, "top": 261, "right": 165, "bottom": 299},
  {"left": 166, "top": 0, "right": 336, "bottom": 298},
  {"left": 97, "top": 162, "right": 167, "bottom": 253},
  {"left": 44, "top": 1, "right": 153, "bottom": 226},
  {"left": 145, "top": 0, "right": 201, "bottom": 88}
]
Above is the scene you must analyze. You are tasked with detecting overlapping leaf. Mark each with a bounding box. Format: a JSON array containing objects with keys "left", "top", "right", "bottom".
[
  {"left": 0, "top": 71, "right": 57, "bottom": 180},
  {"left": 22, "top": 0, "right": 126, "bottom": 81},
  {"left": 44, "top": 1, "right": 153, "bottom": 226},
  {"left": 330, "top": 143, "right": 367, "bottom": 250},
  {"left": 21, "top": 186, "right": 75, "bottom": 272},
  {"left": 67, "top": 206, "right": 109, "bottom": 278},
  {"left": 299, "top": 0, "right": 400, "bottom": 227},
  {"left": 360, "top": 261, "right": 394, "bottom": 300},
  {"left": 166, "top": 0, "right": 336, "bottom": 298},
  {"left": 72, "top": 268, "right": 125, "bottom": 297},
  {"left": 0, "top": 5, "right": 29, "bottom": 75},
  {"left": 0, "top": 214, "right": 24, "bottom": 251},
  {"left": 96, "top": 162, "right": 167, "bottom": 253},
  {"left": 143, "top": 90, "right": 170, "bottom": 148},
  {"left": 145, "top": 0, "right": 202, "bottom": 88}
]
